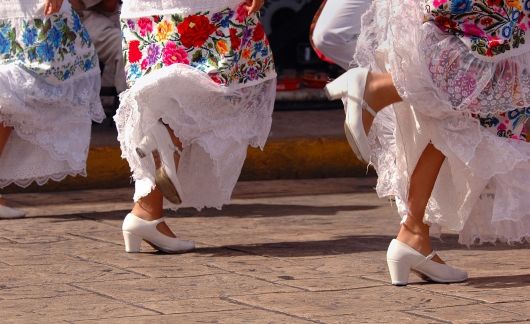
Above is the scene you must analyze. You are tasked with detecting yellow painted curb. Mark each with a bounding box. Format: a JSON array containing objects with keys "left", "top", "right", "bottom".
[{"left": 4, "top": 137, "right": 369, "bottom": 193}]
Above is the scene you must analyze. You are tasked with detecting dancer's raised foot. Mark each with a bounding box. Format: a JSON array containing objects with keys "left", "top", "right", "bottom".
[
  {"left": 325, "top": 68, "right": 377, "bottom": 162},
  {"left": 325, "top": 69, "right": 401, "bottom": 162},
  {"left": 136, "top": 120, "right": 184, "bottom": 205}
]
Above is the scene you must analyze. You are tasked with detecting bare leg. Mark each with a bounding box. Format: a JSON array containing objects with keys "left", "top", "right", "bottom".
[
  {"left": 396, "top": 143, "right": 446, "bottom": 264},
  {"left": 129, "top": 123, "right": 183, "bottom": 238},
  {"left": 0, "top": 124, "right": 12, "bottom": 207},
  {"left": 363, "top": 72, "right": 402, "bottom": 133}
]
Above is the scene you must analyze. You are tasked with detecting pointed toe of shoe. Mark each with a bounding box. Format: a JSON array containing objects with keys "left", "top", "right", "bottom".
[{"left": 0, "top": 205, "right": 26, "bottom": 219}]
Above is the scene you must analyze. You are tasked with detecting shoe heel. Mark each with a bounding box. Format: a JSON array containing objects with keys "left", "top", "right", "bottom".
[
  {"left": 123, "top": 231, "right": 142, "bottom": 253},
  {"left": 154, "top": 167, "right": 182, "bottom": 204},
  {"left": 324, "top": 73, "right": 348, "bottom": 100},
  {"left": 387, "top": 259, "right": 410, "bottom": 286},
  {"left": 136, "top": 136, "right": 155, "bottom": 159}
]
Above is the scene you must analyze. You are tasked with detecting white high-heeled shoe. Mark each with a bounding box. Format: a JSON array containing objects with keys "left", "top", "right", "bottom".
[
  {"left": 136, "top": 120, "right": 183, "bottom": 204},
  {"left": 122, "top": 213, "right": 195, "bottom": 253},
  {"left": 386, "top": 239, "right": 468, "bottom": 286},
  {"left": 325, "top": 68, "right": 376, "bottom": 163},
  {"left": 0, "top": 202, "right": 26, "bottom": 219}
]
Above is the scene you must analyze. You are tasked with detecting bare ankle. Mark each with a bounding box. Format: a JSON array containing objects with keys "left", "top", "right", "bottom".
[{"left": 396, "top": 222, "right": 432, "bottom": 256}]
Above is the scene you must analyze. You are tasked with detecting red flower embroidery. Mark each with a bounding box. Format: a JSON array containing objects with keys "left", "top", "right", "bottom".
[
  {"left": 435, "top": 15, "right": 457, "bottom": 30},
  {"left": 162, "top": 41, "right": 190, "bottom": 66},
  {"left": 487, "top": 0, "right": 502, "bottom": 6},
  {"left": 252, "top": 23, "right": 265, "bottom": 42},
  {"left": 177, "top": 15, "right": 216, "bottom": 48},
  {"left": 230, "top": 28, "right": 241, "bottom": 50},
  {"left": 481, "top": 17, "right": 493, "bottom": 26},
  {"left": 236, "top": 4, "right": 249, "bottom": 23},
  {"left": 209, "top": 73, "right": 223, "bottom": 84},
  {"left": 128, "top": 40, "right": 142, "bottom": 63}
]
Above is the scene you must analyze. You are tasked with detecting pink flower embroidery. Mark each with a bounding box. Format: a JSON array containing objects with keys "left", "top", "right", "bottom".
[
  {"left": 137, "top": 17, "right": 153, "bottom": 36},
  {"left": 433, "top": 0, "right": 448, "bottom": 7},
  {"left": 462, "top": 23, "right": 485, "bottom": 37},
  {"left": 162, "top": 41, "right": 190, "bottom": 66}
]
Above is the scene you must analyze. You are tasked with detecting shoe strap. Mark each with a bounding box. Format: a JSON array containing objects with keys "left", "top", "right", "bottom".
[
  {"left": 414, "top": 250, "right": 438, "bottom": 268},
  {"left": 426, "top": 250, "right": 437, "bottom": 260},
  {"left": 151, "top": 217, "right": 167, "bottom": 225},
  {"left": 170, "top": 143, "right": 182, "bottom": 156},
  {"left": 361, "top": 101, "right": 377, "bottom": 117},
  {"left": 347, "top": 94, "right": 377, "bottom": 117}
]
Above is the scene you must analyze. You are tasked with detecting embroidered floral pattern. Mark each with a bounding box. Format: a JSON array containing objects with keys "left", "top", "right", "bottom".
[
  {"left": 121, "top": 4, "right": 275, "bottom": 86},
  {"left": 0, "top": 9, "right": 97, "bottom": 82},
  {"left": 478, "top": 106, "right": 530, "bottom": 140},
  {"left": 425, "top": 0, "right": 530, "bottom": 57}
]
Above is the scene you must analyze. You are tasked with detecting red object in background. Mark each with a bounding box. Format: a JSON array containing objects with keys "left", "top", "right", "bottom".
[
  {"left": 302, "top": 70, "right": 329, "bottom": 88},
  {"left": 309, "top": 0, "right": 335, "bottom": 65},
  {"left": 276, "top": 69, "right": 301, "bottom": 91}
]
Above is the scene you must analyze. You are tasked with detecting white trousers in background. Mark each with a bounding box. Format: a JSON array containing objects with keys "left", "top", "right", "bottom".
[{"left": 312, "top": 0, "right": 372, "bottom": 69}]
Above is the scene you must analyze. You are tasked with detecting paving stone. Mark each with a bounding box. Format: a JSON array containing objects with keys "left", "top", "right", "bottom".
[
  {"left": 139, "top": 297, "right": 249, "bottom": 315},
  {"left": 127, "top": 265, "right": 228, "bottom": 279},
  {"left": 276, "top": 276, "right": 385, "bottom": 291},
  {"left": 317, "top": 311, "right": 443, "bottom": 323},
  {"left": 0, "top": 294, "right": 156, "bottom": 322},
  {"left": 0, "top": 261, "right": 144, "bottom": 288},
  {"left": 74, "top": 273, "right": 302, "bottom": 303},
  {"left": 1, "top": 179, "right": 529, "bottom": 322},
  {"left": 409, "top": 304, "right": 527, "bottom": 323},
  {"left": 72, "top": 309, "right": 313, "bottom": 323},
  {"left": 0, "top": 284, "right": 88, "bottom": 300},
  {"left": 491, "top": 300, "right": 530, "bottom": 318},
  {"left": 230, "top": 286, "right": 475, "bottom": 320}
]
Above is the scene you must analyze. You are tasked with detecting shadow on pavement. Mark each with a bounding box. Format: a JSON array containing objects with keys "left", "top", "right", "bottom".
[
  {"left": 191, "top": 235, "right": 530, "bottom": 258},
  {"left": 464, "top": 274, "right": 530, "bottom": 289},
  {"left": 24, "top": 203, "right": 379, "bottom": 219},
  {"left": 177, "top": 203, "right": 380, "bottom": 218}
]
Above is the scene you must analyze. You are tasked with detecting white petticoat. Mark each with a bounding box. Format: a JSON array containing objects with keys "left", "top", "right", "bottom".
[
  {"left": 356, "top": 0, "right": 530, "bottom": 245},
  {"left": 0, "top": 65, "right": 104, "bottom": 188},
  {"left": 0, "top": 1, "right": 105, "bottom": 188},
  {"left": 114, "top": 63, "right": 276, "bottom": 210}
]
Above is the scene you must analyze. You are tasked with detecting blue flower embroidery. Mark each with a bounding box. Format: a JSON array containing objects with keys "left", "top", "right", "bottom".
[
  {"left": 83, "top": 58, "right": 93, "bottom": 71},
  {"left": 451, "top": 0, "right": 473, "bottom": 14},
  {"left": 22, "top": 26, "right": 38, "bottom": 46},
  {"left": 48, "top": 26, "right": 62, "bottom": 48},
  {"left": 128, "top": 63, "right": 142, "bottom": 79},
  {"left": 72, "top": 10, "right": 82, "bottom": 32},
  {"left": 0, "top": 33, "right": 11, "bottom": 55},
  {"left": 81, "top": 29, "right": 91, "bottom": 45},
  {"left": 36, "top": 42, "right": 55, "bottom": 61}
]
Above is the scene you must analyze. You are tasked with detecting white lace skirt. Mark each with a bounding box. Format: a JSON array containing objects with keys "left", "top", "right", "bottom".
[
  {"left": 356, "top": 0, "right": 530, "bottom": 245},
  {"left": 116, "top": 1, "right": 277, "bottom": 210},
  {"left": 0, "top": 2, "right": 105, "bottom": 188}
]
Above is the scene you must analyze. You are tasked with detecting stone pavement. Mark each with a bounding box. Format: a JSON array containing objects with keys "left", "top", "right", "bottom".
[{"left": 1, "top": 178, "right": 530, "bottom": 323}]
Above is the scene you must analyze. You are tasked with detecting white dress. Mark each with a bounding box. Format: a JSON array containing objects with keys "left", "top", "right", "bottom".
[
  {"left": 116, "top": 0, "right": 277, "bottom": 210},
  {"left": 0, "top": 0, "right": 105, "bottom": 187},
  {"left": 355, "top": 0, "right": 530, "bottom": 245}
]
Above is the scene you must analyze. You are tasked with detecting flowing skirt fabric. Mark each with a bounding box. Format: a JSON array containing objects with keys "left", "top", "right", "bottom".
[
  {"left": 355, "top": 0, "right": 530, "bottom": 245},
  {"left": 0, "top": 1, "right": 104, "bottom": 188},
  {"left": 116, "top": 0, "right": 277, "bottom": 210}
]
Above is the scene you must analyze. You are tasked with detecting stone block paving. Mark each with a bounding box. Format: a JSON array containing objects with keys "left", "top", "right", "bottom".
[{"left": 1, "top": 178, "right": 530, "bottom": 323}]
